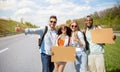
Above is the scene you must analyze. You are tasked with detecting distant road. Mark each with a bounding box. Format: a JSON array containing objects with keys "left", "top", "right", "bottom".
[
  {"left": 114, "top": 31, "right": 120, "bottom": 36},
  {"left": 0, "top": 34, "right": 75, "bottom": 72}
]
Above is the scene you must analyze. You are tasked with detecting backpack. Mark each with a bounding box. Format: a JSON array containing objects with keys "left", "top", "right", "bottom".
[{"left": 38, "top": 26, "right": 48, "bottom": 48}]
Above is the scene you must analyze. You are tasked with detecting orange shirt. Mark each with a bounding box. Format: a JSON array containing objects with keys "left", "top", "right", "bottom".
[{"left": 58, "top": 38, "right": 64, "bottom": 46}]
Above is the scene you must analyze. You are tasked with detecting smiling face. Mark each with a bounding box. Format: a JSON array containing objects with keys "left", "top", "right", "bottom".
[
  {"left": 70, "top": 22, "right": 78, "bottom": 32},
  {"left": 61, "top": 26, "right": 67, "bottom": 34},
  {"left": 85, "top": 16, "right": 93, "bottom": 28},
  {"left": 49, "top": 18, "right": 57, "bottom": 30},
  {"left": 48, "top": 16, "right": 57, "bottom": 30}
]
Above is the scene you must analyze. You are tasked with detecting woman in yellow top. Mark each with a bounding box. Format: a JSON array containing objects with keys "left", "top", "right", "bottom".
[{"left": 54, "top": 25, "right": 72, "bottom": 72}]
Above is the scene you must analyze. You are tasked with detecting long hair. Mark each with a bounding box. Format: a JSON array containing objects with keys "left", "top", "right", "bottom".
[
  {"left": 69, "top": 20, "right": 80, "bottom": 31},
  {"left": 57, "top": 25, "right": 72, "bottom": 37}
]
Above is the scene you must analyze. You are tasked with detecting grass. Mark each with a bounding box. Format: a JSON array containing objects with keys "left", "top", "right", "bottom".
[
  {"left": 0, "top": 18, "right": 38, "bottom": 37},
  {"left": 105, "top": 36, "right": 120, "bottom": 72},
  {"left": 0, "top": 19, "right": 20, "bottom": 37}
]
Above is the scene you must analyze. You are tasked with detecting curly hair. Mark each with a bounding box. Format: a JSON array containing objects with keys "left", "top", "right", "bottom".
[{"left": 57, "top": 25, "right": 72, "bottom": 37}]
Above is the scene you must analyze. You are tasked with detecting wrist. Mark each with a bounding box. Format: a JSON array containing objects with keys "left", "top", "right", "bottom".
[{"left": 76, "top": 39, "right": 79, "bottom": 42}]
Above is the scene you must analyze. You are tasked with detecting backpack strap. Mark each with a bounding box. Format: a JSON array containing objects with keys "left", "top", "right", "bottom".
[
  {"left": 68, "top": 37, "right": 71, "bottom": 46},
  {"left": 83, "top": 25, "right": 101, "bottom": 51},
  {"left": 83, "top": 27, "right": 90, "bottom": 51},
  {"left": 39, "top": 26, "right": 48, "bottom": 48}
]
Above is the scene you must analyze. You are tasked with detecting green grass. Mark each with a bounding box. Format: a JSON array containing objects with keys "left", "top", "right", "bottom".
[
  {"left": 105, "top": 36, "right": 120, "bottom": 72},
  {"left": 0, "top": 18, "right": 38, "bottom": 37},
  {"left": 0, "top": 19, "right": 18, "bottom": 37}
]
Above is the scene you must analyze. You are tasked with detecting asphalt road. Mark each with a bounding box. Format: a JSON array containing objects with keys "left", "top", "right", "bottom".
[{"left": 0, "top": 34, "right": 75, "bottom": 72}]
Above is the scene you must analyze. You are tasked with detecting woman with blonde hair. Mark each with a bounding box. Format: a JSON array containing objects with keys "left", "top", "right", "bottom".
[{"left": 69, "top": 20, "right": 87, "bottom": 72}]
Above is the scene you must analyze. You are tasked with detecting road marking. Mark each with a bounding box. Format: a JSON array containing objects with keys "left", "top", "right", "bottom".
[{"left": 0, "top": 48, "right": 9, "bottom": 53}]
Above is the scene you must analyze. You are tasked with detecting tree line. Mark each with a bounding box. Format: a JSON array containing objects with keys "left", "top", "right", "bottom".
[{"left": 66, "top": 4, "right": 120, "bottom": 31}]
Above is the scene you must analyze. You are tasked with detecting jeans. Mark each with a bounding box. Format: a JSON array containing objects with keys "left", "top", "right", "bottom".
[
  {"left": 74, "top": 51, "right": 87, "bottom": 72},
  {"left": 41, "top": 53, "right": 54, "bottom": 72}
]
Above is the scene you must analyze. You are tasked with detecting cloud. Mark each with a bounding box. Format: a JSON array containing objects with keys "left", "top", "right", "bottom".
[
  {"left": 0, "top": 0, "right": 92, "bottom": 26},
  {"left": 44, "top": 0, "right": 64, "bottom": 4},
  {"left": 0, "top": 0, "right": 17, "bottom": 10},
  {"left": 84, "top": 0, "right": 94, "bottom": 4},
  {"left": 18, "top": 0, "right": 39, "bottom": 8},
  {"left": 11, "top": 7, "right": 35, "bottom": 24},
  {"left": 14, "top": 8, "right": 34, "bottom": 16},
  {"left": 11, "top": 0, "right": 92, "bottom": 26},
  {"left": 37, "top": 2, "right": 91, "bottom": 16},
  {"left": 35, "top": 2, "right": 91, "bottom": 25},
  {"left": 0, "top": 0, "right": 116, "bottom": 26}
]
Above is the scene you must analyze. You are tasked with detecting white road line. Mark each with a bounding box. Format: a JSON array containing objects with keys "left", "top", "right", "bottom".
[{"left": 0, "top": 48, "right": 9, "bottom": 53}]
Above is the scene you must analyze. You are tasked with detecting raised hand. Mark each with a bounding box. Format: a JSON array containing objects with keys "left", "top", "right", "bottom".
[
  {"left": 15, "top": 24, "right": 25, "bottom": 32},
  {"left": 74, "top": 31, "right": 79, "bottom": 42}
]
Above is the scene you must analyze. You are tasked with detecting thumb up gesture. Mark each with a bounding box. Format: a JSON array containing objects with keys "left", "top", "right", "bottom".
[
  {"left": 15, "top": 24, "right": 25, "bottom": 32},
  {"left": 74, "top": 31, "right": 79, "bottom": 41}
]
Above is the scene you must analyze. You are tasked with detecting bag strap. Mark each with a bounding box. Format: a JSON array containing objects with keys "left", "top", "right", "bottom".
[
  {"left": 68, "top": 37, "right": 70, "bottom": 46},
  {"left": 39, "top": 26, "right": 48, "bottom": 47},
  {"left": 83, "top": 25, "right": 100, "bottom": 51}
]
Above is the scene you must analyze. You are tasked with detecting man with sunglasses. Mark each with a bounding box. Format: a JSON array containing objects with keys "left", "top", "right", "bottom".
[{"left": 15, "top": 15, "right": 57, "bottom": 72}]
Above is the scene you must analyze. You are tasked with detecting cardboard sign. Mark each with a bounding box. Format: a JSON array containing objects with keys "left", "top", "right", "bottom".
[
  {"left": 91, "top": 28, "right": 115, "bottom": 44},
  {"left": 51, "top": 46, "right": 76, "bottom": 62}
]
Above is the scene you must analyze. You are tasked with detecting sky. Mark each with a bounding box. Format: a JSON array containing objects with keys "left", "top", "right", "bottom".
[{"left": 0, "top": 0, "right": 119, "bottom": 26}]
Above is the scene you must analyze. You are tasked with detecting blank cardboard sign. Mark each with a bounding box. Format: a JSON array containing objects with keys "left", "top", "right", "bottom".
[
  {"left": 51, "top": 46, "right": 75, "bottom": 62},
  {"left": 91, "top": 28, "right": 115, "bottom": 44}
]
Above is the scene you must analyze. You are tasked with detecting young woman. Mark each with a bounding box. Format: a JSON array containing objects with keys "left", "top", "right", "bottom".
[
  {"left": 54, "top": 25, "right": 72, "bottom": 72},
  {"left": 70, "top": 20, "right": 87, "bottom": 72}
]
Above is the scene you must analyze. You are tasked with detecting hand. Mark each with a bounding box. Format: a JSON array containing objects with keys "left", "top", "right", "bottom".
[
  {"left": 51, "top": 52, "right": 54, "bottom": 56},
  {"left": 73, "top": 54, "right": 76, "bottom": 57},
  {"left": 74, "top": 32, "right": 78, "bottom": 42},
  {"left": 74, "top": 37, "right": 83, "bottom": 46},
  {"left": 113, "top": 34, "right": 116, "bottom": 41},
  {"left": 74, "top": 38, "right": 79, "bottom": 42},
  {"left": 15, "top": 24, "right": 25, "bottom": 32}
]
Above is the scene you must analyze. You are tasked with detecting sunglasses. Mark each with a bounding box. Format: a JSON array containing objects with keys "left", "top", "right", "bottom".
[
  {"left": 71, "top": 25, "right": 77, "bottom": 28},
  {"left": 50, "top": 20, "right": 56, "bottom": 24},
  {"left": 61, "top": 27, "right": 67, "bottom": 31}
]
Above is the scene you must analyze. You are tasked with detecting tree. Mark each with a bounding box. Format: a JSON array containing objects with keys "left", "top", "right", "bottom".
[{"left": 66, "top": 19, "right": 71, "bottom": 25}]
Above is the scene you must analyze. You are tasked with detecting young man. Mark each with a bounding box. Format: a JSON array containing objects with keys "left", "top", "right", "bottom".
[
  {"left": 84, "top": 16, "right": 106, "bottom": 72},
  {"left": 15, "top": 15, "right": 57, "bottom": 72}
]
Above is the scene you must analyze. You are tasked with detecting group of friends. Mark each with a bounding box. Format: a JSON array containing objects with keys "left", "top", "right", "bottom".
[{"left": 15, "top": 15, "right": 115, "bottom": 72}]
